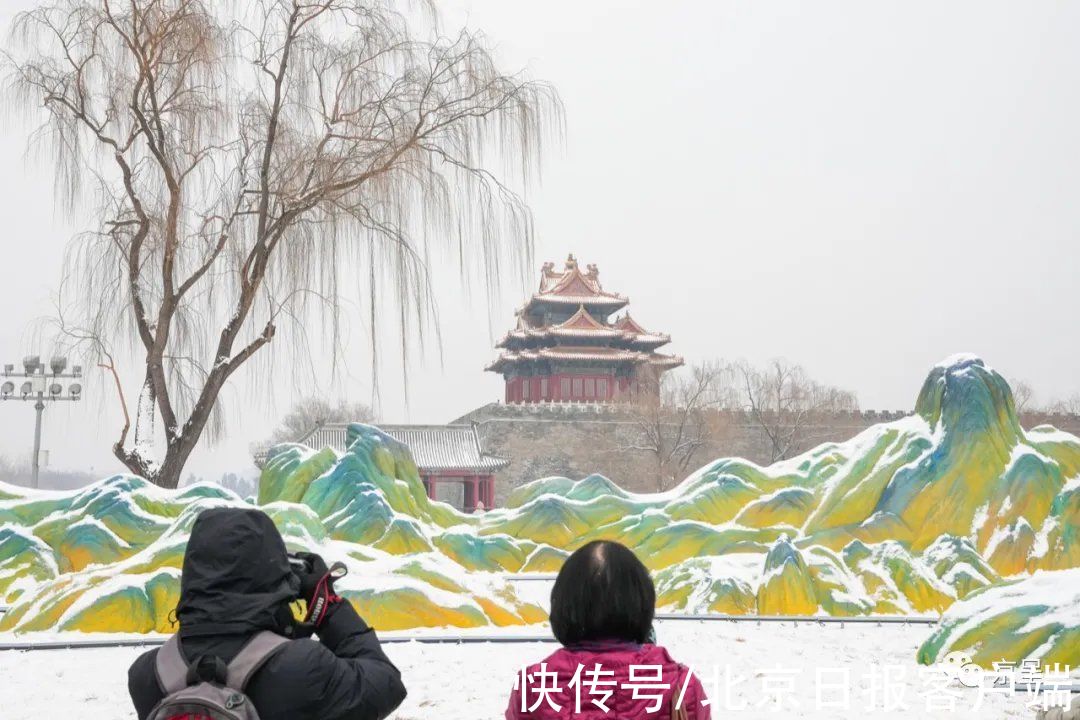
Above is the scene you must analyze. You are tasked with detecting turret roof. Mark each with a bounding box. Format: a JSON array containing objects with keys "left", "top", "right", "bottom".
[
  {"left": 486, "top": 346, "right": 684, "bottom": 372},
  {"left": 613, "top": 313, "right": 670, "bottom": 346},
  {"left": 526, "top": 254, "right": 628, "bottom": 309},
  {"left": 495, "top": 306, "right": 672, "bottom": 348},
  {"left": 489, "top": 255, "right": 681, "bottom": 376}
]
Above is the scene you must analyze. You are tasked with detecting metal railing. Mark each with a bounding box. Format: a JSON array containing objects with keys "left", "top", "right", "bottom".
[
  {"left": 653, "top": 612, "right": 939, "bottom": 626},
  {"left": 0, "top": 634, "right": 559, "bottom": 652},
  {"left": 0, "top": 613, "right": 942, "bottom": 652}
]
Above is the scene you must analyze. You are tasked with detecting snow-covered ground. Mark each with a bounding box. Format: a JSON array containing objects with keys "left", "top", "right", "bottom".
[{"left": 0, "top": 620, "right": 1063, "bottom": 719}]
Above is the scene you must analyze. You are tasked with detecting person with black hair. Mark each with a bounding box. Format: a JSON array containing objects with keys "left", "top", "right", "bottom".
[
  {"left": 127, "top": 507, "right": 407, "bottom": 720},
  {"left": 506, "top": 540, "right": 710, "bottom": 719}
]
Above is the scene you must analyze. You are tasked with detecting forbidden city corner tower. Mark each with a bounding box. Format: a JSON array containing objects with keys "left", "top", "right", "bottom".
[{"left": 486, "top": 254, "right": 683, "bottom": 404}]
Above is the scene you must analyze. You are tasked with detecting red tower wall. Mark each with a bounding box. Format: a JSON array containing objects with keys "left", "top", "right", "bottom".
[{"left": 504, "top": 373, "right": 639, "bottom": 403}]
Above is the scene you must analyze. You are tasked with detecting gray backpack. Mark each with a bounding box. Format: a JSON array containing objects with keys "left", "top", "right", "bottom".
[{"left": 148, "top": 631, "right": 290, "bottom": 720}]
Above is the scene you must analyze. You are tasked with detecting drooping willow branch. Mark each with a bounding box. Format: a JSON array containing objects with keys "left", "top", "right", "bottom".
[{"left": 6, "top": 0, "right": 562, "bottom": 486}]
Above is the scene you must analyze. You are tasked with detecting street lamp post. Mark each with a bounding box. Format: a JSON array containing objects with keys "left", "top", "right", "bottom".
[{"left": 1, "top": 356, "right": 83, "bottom": 488}]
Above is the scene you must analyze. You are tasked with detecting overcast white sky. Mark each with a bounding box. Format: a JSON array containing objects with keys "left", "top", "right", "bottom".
[{"left": 1, "top": 0, "right": 1078, "bottom": 481}]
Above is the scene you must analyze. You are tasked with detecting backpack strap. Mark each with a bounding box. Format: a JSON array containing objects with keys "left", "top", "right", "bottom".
[
  {"left": 154, "top": 635, "right": 190, "bottom": 695},
  {"left": 224, "top": 631, "right": 290, "bottom": 692}
]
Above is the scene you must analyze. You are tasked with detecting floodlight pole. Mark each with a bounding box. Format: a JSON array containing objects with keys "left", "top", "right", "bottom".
[
  {"left": 31, "top": 397, "right": 44, "bottom": 489},
  {"left": 0, "top": 356, "right": 83, "bottom": 490}
]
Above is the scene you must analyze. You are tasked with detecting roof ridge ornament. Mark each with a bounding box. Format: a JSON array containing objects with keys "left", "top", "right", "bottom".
[{"left": 615, "top": 312, "right": 644, "bottom": 333}]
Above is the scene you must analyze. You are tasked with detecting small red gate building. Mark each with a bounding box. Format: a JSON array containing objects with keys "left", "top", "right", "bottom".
[{"left": 301, "top": 423, "right": 507, "bottom": 512}]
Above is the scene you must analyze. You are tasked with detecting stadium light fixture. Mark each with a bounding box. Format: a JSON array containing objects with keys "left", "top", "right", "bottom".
[
  {"left": 22, "top": 355, "right": 40, "bottom": 375},
  {"left": 1, "top": 354, "right": 84, "bottom": 488}
]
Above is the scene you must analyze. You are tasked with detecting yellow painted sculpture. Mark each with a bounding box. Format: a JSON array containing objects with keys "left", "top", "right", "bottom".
[{"left": 0, "top": 354, "right": 1077, "bottom": 668}]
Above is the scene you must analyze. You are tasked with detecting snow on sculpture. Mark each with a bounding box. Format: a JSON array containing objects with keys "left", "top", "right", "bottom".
[
  {"left": 918, "top": 568, "right": 1080, "bottom": 669},
  {"left": 0, "top": 355, "right": 1078, "bottom": 668}
]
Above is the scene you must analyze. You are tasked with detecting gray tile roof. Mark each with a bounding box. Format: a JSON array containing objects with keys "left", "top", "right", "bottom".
[{"left": 302, "top": 423, "right": 509, "bottom": 473}]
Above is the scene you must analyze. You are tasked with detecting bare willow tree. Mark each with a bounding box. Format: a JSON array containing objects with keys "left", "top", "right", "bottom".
[
  {"left": 621, "top": 361, "right": 733, "bottom": 490},
  {"left": 732, "top": 358, "right": 858, "bottom": 462},
  {"left": 6, "top": 0, "right": 559, "bottom": 487}
]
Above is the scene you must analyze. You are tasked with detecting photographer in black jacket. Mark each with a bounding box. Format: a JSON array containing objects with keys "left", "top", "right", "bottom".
[{"left": 127, "top": 507, "right": 406, "bottom": 720}]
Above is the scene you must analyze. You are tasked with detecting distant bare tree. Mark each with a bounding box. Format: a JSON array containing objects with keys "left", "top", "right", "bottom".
[
  {"left": 0, "top": 455, "right": 21, "bottom": 485},
  {"left": 0, "top": 453, "right": 97, "bottom": 490},
  {"left": 180, "top": 471, "right": 256, "bottom": 497},
  {"left": 1005, "top": 378, "right": 1080, "bottom": 417},
  {"left": 622, "top": 361, "right": 733, "bottom": 490},
  {"left": 1008, "top": 378, "right": 1036, "bottom": 413},
  {"left": 1045, "top": 393, "right": 1080, "bottom": 415},
  {"left": 265, "top": 396, "right": 375, "bottom": 446},
  {"left": 732, "top": 359, "right": 858, "bottom": 463},
  {"left": 6, "top": 0, "right": 560, "bottom": 487},
  {"left": 220, "top": 472, "right": 258, "bottom": 498}
]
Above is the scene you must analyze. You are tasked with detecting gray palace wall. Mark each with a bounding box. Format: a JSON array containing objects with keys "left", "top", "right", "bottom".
[{"left": 454, "top": 402, "right": 1080, "bottom": 504}]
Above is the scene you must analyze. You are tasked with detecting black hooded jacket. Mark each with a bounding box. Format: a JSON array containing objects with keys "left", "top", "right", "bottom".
[{"left": 127, "top": 508, "right": 407, "bottom": 720}]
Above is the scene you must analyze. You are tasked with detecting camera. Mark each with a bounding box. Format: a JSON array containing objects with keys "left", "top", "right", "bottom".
[{"left": 287, "top": 552, "right": 348, "bottom": 583}]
